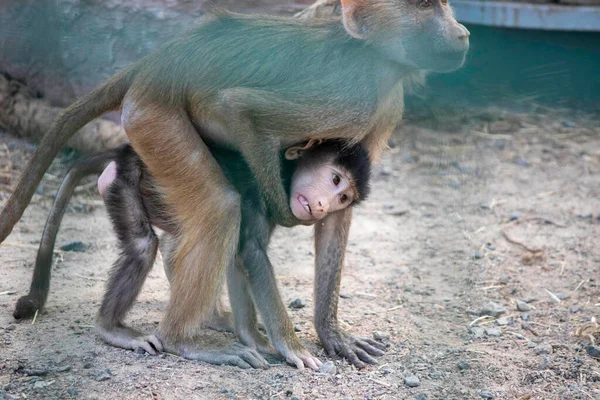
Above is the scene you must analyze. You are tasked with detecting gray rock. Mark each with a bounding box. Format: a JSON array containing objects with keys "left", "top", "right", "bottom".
[
  {"left": 373, "top": 331, "right": 390, "bottom": 341},
  {"left": 478, "top": 390, "right": 494, "bottom": 399},
  {"left": 509, "top": 211, "right": 519, "bottom": 221},
  {"left": 534, "top": 344, "right": 553, "bottom": 355},
  {"left": 339, "top": 292, "right": 352, "bottom": 299},
  {"left": 83, "top": 362, "right": 93, "bottom": 369},
  {"left": 470, "top": 327, "right": 486, "bottom": 338},
  {"left": 294, "top": 325, "right": 302, "bottom": 332},
  {"left": 496, "top": 317, "right": 510, "bottom": 326},
  {"left": 516, "top": 300, "right": 532, "bottom": 312},
  {"left": 474, "top": 250, "right": 484, "bottom": 260},
  {"left": 415, "top": 394, "right": 428, "bottom": 400},
  {"left": 33, "top": 380, "right": 52, "bottom": 390},
  {"left": 485, "top": 328, "right": 502, "bottom": 337},
  {"left": 94, "top": 369, "right": 112, "bottom": 382},
  {"left": 571, "top": 306, "right": 582, "bottom": 313},
  {"left": 586, "top": 345, "right": 600, "bottom": 359},
  {"left": 67, "top": 387, "right": 78, "bottom": 396},
  {"left": 318, "top": 361, "right": 336, "bottom": 375},
  {"left": 289, "top": 299, "right": 305, "bottom": 309},
  {"left": 429, "top": 370, "right": 442, "bottom": 379},
  {"left": 457, "top": 360, "right": 470, "bottom": 370},
  {"left": 404, "top": 375, "right": 420, "bottom": 387},
  {"left": 479, "top": 302, "right": 506, "bottom": 317}
]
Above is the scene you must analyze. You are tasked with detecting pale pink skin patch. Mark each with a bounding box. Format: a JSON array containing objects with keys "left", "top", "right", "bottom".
[{"left": 97, "top": 161, "right": 117, "bottom": 199}]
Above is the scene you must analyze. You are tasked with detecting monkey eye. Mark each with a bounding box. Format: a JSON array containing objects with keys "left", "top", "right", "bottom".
[
  {"left": 419, "top": 0, "right": 432, "bottom": 8},
  {"left": 332, "top": 174, "right": 341, "bottom": 186},
  {"left": 340, "top": 194, "right": 348, "bottom": 204}
]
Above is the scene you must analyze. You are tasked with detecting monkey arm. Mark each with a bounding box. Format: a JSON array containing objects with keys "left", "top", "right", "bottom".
[
  {"left": 314, "top": 207, "right": 386, "bottom": 368},
  {"left": 218, "top": 88, "right": 303, "bottom": 227}
]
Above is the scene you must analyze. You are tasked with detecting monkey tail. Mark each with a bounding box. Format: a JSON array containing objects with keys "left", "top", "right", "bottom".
[
  {"left": 0, "top": 68, "right": 135, "bottom": 243},
  {"left": 13, "top": 148, "right": 122, "bottom": 319}
]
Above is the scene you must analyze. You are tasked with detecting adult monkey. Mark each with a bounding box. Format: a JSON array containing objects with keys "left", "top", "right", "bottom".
[{"left": 0, "top": 0, "right": 470, "bottom": 367}]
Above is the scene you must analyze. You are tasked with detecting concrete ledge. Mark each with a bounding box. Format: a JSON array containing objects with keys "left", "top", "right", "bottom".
[{"left": 452, "top": 1, "right": 600, "bottom": 31}]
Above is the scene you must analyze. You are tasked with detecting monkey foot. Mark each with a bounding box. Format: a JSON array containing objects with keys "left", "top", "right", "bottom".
[
  {"left": 95, "top": 324, "right": 163, "bottom": 355},
  {"left": 318, "top": 328, "right": 386, "bottom": 369},
  {"left": 165, "top": 339, "right": 270, "bottom": 369}
]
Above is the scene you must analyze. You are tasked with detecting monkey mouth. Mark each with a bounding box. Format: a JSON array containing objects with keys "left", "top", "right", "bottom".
[{"left": 298, "top": 195, "right": 312, "bottom": 215}]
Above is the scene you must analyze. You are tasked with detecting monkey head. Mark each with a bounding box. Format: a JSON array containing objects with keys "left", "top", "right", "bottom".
[
  {"left": 340, "top": 0, "right": 470, "bottom": 73},
  {"left": 284, "top": 139, "right": 371, "bottom": 222}
]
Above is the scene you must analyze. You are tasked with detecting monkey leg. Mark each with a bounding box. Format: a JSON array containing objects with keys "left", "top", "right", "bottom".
[
  {"left": 95, "top": 162, "right": 163, "bottom": 355},
  {"left": 228, "top": 258, "right": 277, "bottom": 357},
  {"left": 159, "top": 231, "right": 236, "bottom": 333},
  {"left": 239, "top": 239, "right": 322, "bottom": 370},
  {"left": 122, "top": 105, "right": 268, "bottom": 369},
  {"left": 314, "top": 208, "right": 386, "bottom": 368}
]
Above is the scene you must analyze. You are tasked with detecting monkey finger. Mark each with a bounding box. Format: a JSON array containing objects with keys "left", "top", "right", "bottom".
[
  {"left": 300, "top": 355, "right": 321, "bottom": 371},
  {"left": 356, "top": 339, "right": 386, "bottom": 356},
  {"left": 136, "top": 342, "right": 158, "bottom": 356},
  {"left": 242, "top": 350, "right": 270, "bottom": 370},
  {"left": 285, "top": 354, "right": 306, "bottom": 370},
  {"left": 337, "top": 345, "right": 367, "bottom": 369},
  {"left": 222, "top": 356, "right": 252, "bottom": 369},
  {"left": 352, "top": 347, "right": 378, "bottom": 365},
  {"left": 362, "top": 338, "right": 387, "bottom": 351},
  {"left": 146, "top": 335, "right": 164, "bottom": 353}
]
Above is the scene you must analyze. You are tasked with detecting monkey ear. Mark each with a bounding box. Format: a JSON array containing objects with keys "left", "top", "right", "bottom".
[
  {"left": 284, "top": 138, "right": 323, "bottom": 160},
  {"left": 340, "top": 0, "right": 366, "bottom": 40}
]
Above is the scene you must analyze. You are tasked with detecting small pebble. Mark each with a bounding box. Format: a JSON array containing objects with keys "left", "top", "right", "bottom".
[
  {"left": 478, "top": 390, "right": 494, "bottom": 399},
  {"left": 479, "top": 302, "right": 506, "bottom": 317},
  {"left": 470, "top": 327, "right": 486, "bottom": 338},
  {"left": 94, "top": 369, "right": 112, "bottom": 382},
  {"left": 289, "top": 299, "right": 305, "bottom": 309},
  {"left": 67, "top": 387, "right": 78, "bottom": 396},
  {"left": 5, "top": 325, "right": 15, "bottom": 332},
  {"left": 586, "top": 345, "right": 600, "bottom": 359},
  {"left": 220, "top": 388, "right": 228, "bottom": 394},
  {"left": 516, "top": 300, "right": 532, "bottom": 312},
  {"left": 485, "top": 328, "right": 502, "bottom": 337},
  {"left": 509, "top": 211, "right": 519, "bottom": 221},
  {"left": 294, "top": 325, "right": 302, "bottom": 332},
  {"left": 54, "top": 366, "right": 71, "bottom": 373},
  {"left": 83, "top": 362, "right": 93, "bottom": 369},
  {"left": 534, "top": 344, "right": 553, "bottom": 355},
  {"left": 473, "top": 250, "right": 484, "bottom": 260},
  {"left": 429, "top": 370, "right": 442, "bottom": 379},
  {"left": 457, "top": 360, "right": 470, "bottom": 370},
  {"left": 404, "top": 375, "right": 420, "bottom": 387},
  {"left": 373, "top": 331, "right": 390, "bottom": 341},
  {"left": 571, "top": 306, "right": 582, "bottom": 313},
  {"left": 59, "top": 241, "right": 88, "bottom": 252},
  {"left": 339, "top": 292, "right": 352, "bottom": 299},
  {"left": 33, "top": 380, "right": 52, "bottom": 390},
  {"left": 318, "top": 361, "right": 336, "bottom": 375},
  {"left": 521, "top": 313, "right": 530, "bottom": 321},
  {"left": 496, "top": 317, "right": 509, "bottom": 326},
  {"left": 414, "top": 394, "right": 428, "bottom": 400}
]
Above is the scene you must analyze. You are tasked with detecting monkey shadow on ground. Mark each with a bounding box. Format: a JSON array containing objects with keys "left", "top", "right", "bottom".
[{"left": 1, "top": 106, "right": 599, "bottom": 399}]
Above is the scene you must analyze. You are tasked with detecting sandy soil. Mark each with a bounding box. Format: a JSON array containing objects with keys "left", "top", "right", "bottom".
[{"left": 1, "top": 109, "right": 599, "bottom": 400}]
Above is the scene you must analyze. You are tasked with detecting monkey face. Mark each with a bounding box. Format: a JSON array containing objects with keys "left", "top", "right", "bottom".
[
  {"left": 341, "top": 0, "right": 470, "bottom": 72},
  {"left": 289, "top": 163, "right": 356, "bottom": 222}
]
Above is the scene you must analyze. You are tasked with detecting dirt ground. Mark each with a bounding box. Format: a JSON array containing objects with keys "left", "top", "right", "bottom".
[{"left": 1, "top": 108, "right": 600, "bottom": 400}]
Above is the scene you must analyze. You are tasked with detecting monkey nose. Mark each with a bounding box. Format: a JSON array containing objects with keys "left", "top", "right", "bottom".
[{"left": 456, "top": 24, "right": 470, "bottom": 40}]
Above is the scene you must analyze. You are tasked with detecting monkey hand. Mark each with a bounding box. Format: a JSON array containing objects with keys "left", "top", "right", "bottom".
[
  {"left": 271, "top": 336, "right": 322, "bottom": 371},
  {"left": 317, "top": 325, "right": 386, "bottom": 369}
]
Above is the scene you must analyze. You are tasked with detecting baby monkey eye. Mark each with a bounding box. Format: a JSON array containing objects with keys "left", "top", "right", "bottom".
[
  {"left": 340, "top": 194, "right": 348, "bottom": 203},
  {"left": 419, "top": 0, "right": 432, "bottom": 8},
  {"left": 332, "top": 174, "right": 341, "bottom": 186}
]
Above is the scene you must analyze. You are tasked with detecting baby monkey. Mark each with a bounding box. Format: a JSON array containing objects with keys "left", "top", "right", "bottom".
[{"left": 15, "top": 139, "right": 376, "bottom": 370}]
